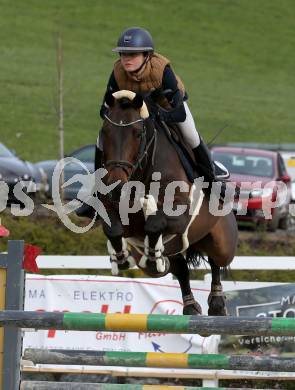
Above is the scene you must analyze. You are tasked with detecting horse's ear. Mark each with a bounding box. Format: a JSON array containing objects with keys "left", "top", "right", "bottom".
[
  {"left": 105, "top": 91, "right": 115, "bottom": 107},
  {"left": 132, "top": 94, "right": 144, "bottom": 109}
]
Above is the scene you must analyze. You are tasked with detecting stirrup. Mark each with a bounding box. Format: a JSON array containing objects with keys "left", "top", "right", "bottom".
[{"left": 214, "top": 161, "right": 230, "bottom": 180}]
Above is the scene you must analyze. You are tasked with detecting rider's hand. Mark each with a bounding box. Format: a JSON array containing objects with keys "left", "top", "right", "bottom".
[{"left": 157, "top": 108, "right": 168, "bottom": 122}]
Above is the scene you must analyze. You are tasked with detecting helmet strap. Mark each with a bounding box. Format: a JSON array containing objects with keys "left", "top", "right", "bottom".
[{"left": 129, "top": 53, "right": 150, "bottom": 74}]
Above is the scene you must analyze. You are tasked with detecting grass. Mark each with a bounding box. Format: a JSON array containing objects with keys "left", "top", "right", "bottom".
[
  {"left": 1, "top": 213, "right": 295, "bottom": 276},
  {"left": 0, "top": 0, "right": 294, "bottom": 162},
  {"left": 0, "top": 212, "right": 107, "bottom": 256}
]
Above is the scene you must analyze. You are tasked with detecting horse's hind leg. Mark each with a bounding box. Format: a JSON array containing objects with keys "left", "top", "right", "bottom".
[
  {"left": 170, "top": 254, "right": 202, "bottom": 315},
  {"left": 207, "top": 257, "right": 227, "bottom": 316}
]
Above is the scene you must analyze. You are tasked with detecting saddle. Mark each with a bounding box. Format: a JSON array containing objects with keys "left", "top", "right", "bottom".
[
  {"left": 146, "top": 90, "right": 229, "bottom": 182},
  {"left": 153, "top": 120, "right": 196, "bottom": 182},
  {"left": 156, "top": 120, "right": 230, "bottom": 183}
]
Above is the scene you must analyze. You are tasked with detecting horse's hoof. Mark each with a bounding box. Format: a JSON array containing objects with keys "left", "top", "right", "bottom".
[
  {"left": 141, "top": 257, "right": 170, "bottom": 277},
  {"left": 113, "top": 256, "right": 136, "bottom": 274},
  {"left": 183, "top": 302, "right": 202, "bottom": 315},
  {"left": 208, "top": 296, "right": 227, "bottom": 316},
  {"left": 208, "top": 307, "right": 227, "bottom": 316},
  {"left": 118, "top": 261, "right": 131, "bottom": 271},
  {"left": 207, "top": 284, "right": 227, "bottom": 316}
]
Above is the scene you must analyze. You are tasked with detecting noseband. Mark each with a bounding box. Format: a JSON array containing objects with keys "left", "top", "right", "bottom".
[{"left": 103, "top": 114, "right": 157, "bottom": 179}]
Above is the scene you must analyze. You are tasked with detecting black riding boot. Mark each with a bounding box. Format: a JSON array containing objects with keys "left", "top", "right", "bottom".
[
  {"left": 75, "top": 147, "right": 103, "bottom": 219},
  {"left": 192, "top": 140, "right": 226, "bottom": 200},
  {"left": 192, "top": 140, "right": 215, "bottom": 181}
]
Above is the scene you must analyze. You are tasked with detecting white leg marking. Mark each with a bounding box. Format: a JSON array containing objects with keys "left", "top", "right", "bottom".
[
  {"left": 139, "top": 236, "right": 149, "bottom": 268},
  {"left": 140, "top": 195, "right": 158, "bottom": 220}
]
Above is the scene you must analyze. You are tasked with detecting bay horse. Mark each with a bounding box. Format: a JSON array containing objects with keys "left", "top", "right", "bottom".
[{"left": 98, "top": 90, "right": 238, "bottom": 316}]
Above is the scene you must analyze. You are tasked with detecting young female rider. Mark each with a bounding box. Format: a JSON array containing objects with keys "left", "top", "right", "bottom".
[{"left": 77, "top": 27, "right": 220, "bottom": 218}]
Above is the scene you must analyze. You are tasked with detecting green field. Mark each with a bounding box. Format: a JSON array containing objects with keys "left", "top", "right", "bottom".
[{"left": 1, "top": 0, "right": 294, "bottom": 162}]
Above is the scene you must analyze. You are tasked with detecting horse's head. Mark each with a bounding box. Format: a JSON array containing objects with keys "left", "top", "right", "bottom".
[{"left": 100, "top": 90, "right": 153, "bottom": 201}]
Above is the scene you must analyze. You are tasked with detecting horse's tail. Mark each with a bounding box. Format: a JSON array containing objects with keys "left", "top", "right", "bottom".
[
  {"left": 185, "top": 246, "right": 206, "bottom": 269},
  {"left": 185, "top": 246, "right": 231, "bottom": 276}
]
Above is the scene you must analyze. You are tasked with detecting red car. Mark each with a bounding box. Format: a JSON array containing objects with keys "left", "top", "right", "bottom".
[{"left": 211, "top": 146, "right": 291, "bottom": 231}]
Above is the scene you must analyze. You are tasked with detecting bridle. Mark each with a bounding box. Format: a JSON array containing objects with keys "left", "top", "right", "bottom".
[{"left": 103, "top": 113, "right": 157, "bottom": 180}]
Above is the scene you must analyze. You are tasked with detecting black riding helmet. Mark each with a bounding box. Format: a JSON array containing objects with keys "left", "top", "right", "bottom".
[{"left": 113, "top": 27, "right": 154, "bottom": 53}]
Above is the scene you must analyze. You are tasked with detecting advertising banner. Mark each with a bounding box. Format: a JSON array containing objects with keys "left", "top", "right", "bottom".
[
  {"left": 23, "top": 274, "right": 219, "bottom": 354},
  {"left": 219, "top": 283, "right": 295, "bottom": 355}
]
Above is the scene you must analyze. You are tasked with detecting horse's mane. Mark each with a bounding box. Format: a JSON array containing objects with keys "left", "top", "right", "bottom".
[{"left": 117, "top": 97, "right": 133, "bottom": 110}]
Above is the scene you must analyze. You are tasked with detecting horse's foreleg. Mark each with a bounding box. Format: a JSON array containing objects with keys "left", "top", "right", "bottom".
[
  {"left": 139, "top": 209, "right": 170, "bottom": 273},
  {"left": 102, "top": 214, "right": 135, "bottom": 275},
  {"left": 207, "top": 257, "right": 227, "bottom": 316},
  {"left": 170, "top": 255, "right": 202, "bottom": 315}
]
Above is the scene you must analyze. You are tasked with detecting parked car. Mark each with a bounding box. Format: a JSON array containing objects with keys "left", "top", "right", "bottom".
[
  {"left": 35, "top": 144, "right": 96, "bottom": 200},
  {"left": 211, "top": 146, "right": 292, "bottom": 231},
  {"left": 279, "top": 151, "right": 295, "bottom": 203},
  {"left": 0, "top": 142, "right": 48, "bottom": 206},
  {"left": 217, "top": 142, "right": 295, "bottom": 205}
]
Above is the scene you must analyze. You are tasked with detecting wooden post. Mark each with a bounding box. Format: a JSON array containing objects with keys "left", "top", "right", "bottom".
[
  {"left": 57, "top": 33, "right": 65, "bottom": 200},
  {"left": 0, "top": 268, "right": 6, "bottom": 389},
  {"left": 0, "top": 241, "right": 25, "bottom": 390}
]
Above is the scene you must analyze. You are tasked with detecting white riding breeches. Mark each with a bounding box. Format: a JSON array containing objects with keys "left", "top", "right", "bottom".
[{"left": 177, "top": 102, "right": 200, "bottom": 148}]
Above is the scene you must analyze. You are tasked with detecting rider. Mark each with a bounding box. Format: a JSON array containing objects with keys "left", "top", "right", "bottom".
[{"left": 77, "top": 27, "right": 222, "bottom": 218}]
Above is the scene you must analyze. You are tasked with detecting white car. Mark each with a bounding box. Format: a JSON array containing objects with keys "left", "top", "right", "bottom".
[{"left": 280, "top": 151, "right": 295, "bottom": 202}]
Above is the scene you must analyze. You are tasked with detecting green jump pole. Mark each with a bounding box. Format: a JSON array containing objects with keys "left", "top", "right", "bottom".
[
  {"left": 23, "top": 349, "right": 295, "bottom": 372},
  {"left": 1, "top": 311, "right": 295, "bottom": 336}
]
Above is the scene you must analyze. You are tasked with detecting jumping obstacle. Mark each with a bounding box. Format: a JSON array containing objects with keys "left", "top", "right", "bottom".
[
  {"left": 19, "top": 383, "right": 280, "bottom": 390},
  {"left": 23, "top": 348, "right": 295, "bottom": 372},
  {"left": 1, "top": 310, "right": 295, "bottom": 336},
  {"left": 0, "top": 242, "right": 293, "bottom": 390},
  {"left": 20, "top": 383, "right": 280, "bottom": 390}
]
